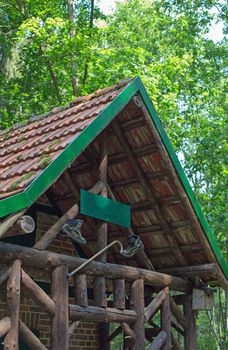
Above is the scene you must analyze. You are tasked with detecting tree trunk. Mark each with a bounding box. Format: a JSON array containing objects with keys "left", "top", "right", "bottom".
[{"left": 66, "top": 0, "right": 79, "bottom": 96}]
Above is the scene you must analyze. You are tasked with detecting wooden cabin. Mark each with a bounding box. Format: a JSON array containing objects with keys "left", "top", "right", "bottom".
[{"left": 0, "top": 77, "right": 227, "bottom": 350}]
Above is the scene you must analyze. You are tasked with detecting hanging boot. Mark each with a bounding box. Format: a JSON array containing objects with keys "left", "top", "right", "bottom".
[
  {"left": 61, "top": 219, "right": 87, "bottom": 245},
  {"left": 121, "top": 234, "right": 144, "bottom": 258}
]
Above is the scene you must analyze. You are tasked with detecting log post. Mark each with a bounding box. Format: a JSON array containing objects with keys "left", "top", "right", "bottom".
[
  {"left": 94, "top": 134, "right": 108, "bottom": 308},
  {"left": 113, "top": 279, "right": 125, "bottom": 310},
  {"left": 4, "top": 259, "right": 21, "bottom": 350},
  {"left": 183, "top": 295, "right": 197, "bottom": 350},
  {"left": 74, "top": 274, "right": 88, "bottom": 306},
  {"left": 94, "top": 135, "right": 109, "bottom": 349},
  {"left": 99, "top": 323, "right": 110, "bottom": 350},
  {"left": 130, "top": 279, "right": 145, "bottom": 350},
  {"left": 161, "top": 288, "right": 171, "bottom": 350},
  {"left": 51, "top": 266, "right": 69, "bottom": 350}
]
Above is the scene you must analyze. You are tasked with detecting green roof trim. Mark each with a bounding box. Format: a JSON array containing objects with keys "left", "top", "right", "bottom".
[
  {"left": 0, "top": 77, "right": 227, "bottom": 281},
  {"left": 138, "top": 80, "right": 228, "bottom": 281}
]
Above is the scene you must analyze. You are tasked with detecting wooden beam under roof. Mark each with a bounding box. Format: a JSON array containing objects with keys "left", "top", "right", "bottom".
[
  {"left": 137, "top": 96, "right": 227, "bottom": 289},
  {"left": 111, "top": 119, "right": 188, "bottom": 267},
  {"left": 159, "top": 263, "right": 217, "bottom": 278},
  {"left": 109, "top": 171, "right": 167, "bottom": 188}
]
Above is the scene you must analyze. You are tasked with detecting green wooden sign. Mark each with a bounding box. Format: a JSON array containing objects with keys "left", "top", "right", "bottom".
[{"left": 80, "top": 189, "right": 131, "bottom": 228}]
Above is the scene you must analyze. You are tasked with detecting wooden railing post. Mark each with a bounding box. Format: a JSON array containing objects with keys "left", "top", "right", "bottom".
[
  {"left": 4, "top": 259, "right": 21, "bottom": 350},
  {"left": 183, "top": 295, "right": 197, "bottom": 350},
  {"left": 161, "top": 288, "right": 171, "bottom": 350},
  {"left": 113, "top": 279, "right": 125, "bottom": 310},
  {"left": 130, "top": 279, "right": 145, "bottom": 350},
  {"left": 74, "top": 274, "right": 88, "bottom": 306},
  {"left": 51, "top": 265, "right": 69, "bottom": 350}
]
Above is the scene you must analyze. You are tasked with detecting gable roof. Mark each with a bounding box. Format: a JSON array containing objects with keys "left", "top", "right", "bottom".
[
  {"left": 0, "top": 80, "right": 129, "bottom": 202},
  {"left": 0, "top": 77, "right": 227, "bottom": 287}
]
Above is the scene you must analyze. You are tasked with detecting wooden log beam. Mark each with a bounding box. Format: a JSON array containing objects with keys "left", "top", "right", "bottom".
[
  {"left": 4, "top": 259, "right": 21, "bottom": 350},
  {"left": 34, "top": 180, "right": 103, "bottom": 251},
  {"left": 160, "top": 263, "right": 217, "bottom": 278},
  {"left": 0, "top": 267, "right": 11, "bottom": 287},
  {"left": 95, "top": 134, "right": 108, "bottom": 308},
  {"left": 0, "top": 209, "right": 26, "bottom": 239},
  {"left": 63, "top": 171, "right": 103, "bottom": 199},
  {"left": 113, "top": 279, "right": 125, "bottom": 310},
  {"left": 138, "top": 97, "right": 228, "bottom": 289},
  {"left": 51, "top": 266, "right": 69, "bottom": 350},
  {"left": 34, "top": 204, "right": 79, "bottom": 250},
  {"left": 171, "top": 334, "right": 182, "bottom": 350},
  {"left": 0, "top": 242, "right": 192, "bottom": 292},
  {"left": 19, "top": 320, "right": 48, "bottom": 350},
  {"left": 107, "top": 326, "right": 122, "bottom": 342},
  {"left": 62, "top": 170, "right": 102, "bottom": 251},
  {"left": 111, "top": 119, "right": 187, "bottom": 267},
  {"left": 170, "top": 296, "right": 187, "bottom": 330},
  {"left": 122, "top": 322, "right": 136, "bottom": 343},
  {"left": 74, "top": 274, "right": 88, "bottom": 307},
  {"left": 148, "top": 331, "right": 167, "bottom": 350},
  {"left": 130, "top": 279, "right": 145, "bottom": 350},
  {"left": 144, "top": 288, "right": 169, "bottom": 323},
  {"left": 21, "top": 269, "right": 55, "bottom": 316},
  {"left": 171, "top": 321, "right": 184, "bottom": 336},
  {"left": 69, "top": 304, "right": 137, "bottom": 324},
  {"left": 0, "top": 317, "right": 11, "bottom": 337},
  {"left": 161, "top": 288, "right": 171, "bottom": 350},
  {"left": 109, "top": 171, "right": 167, "bottom": 189}
]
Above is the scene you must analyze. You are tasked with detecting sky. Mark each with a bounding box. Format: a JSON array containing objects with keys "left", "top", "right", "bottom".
[{"left": 96, "top": 0, "right": 224, "bottom": 42}]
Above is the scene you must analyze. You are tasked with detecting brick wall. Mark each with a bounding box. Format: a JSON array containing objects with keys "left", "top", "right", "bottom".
[
  {"left": 0, "top": 211, "right": 100, "bottom": 349},
  {"left": 0, "top": 292, "right": 99, "bottom": 349}
]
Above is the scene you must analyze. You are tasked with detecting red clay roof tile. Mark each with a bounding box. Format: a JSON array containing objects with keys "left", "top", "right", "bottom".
[{"left": 0, "top": 81, "right": 129, "bottom": 198}]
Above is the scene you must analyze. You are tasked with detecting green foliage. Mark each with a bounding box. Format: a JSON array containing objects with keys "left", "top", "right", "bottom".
[{"left": 0, "top": 0, "right": 227, "bottom": 348}]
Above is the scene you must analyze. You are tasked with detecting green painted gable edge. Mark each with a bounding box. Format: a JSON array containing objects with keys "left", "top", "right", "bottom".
[{"left": 0, "top": 77, "right": 227, "bottom": 281}]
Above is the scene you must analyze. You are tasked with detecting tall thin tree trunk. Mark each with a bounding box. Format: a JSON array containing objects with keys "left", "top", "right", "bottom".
[
  {"left": 82, "top": 0, "right": 94, "bottom": 86},
  {"left": 66, "top": 0, "right": 79, "bottom": 96},
  {"left": 40, "top": 46, "right": 62, "bottom": 104}
]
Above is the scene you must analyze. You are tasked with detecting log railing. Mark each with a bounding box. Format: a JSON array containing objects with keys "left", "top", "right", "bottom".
[
  {"left": 0, "top": 244, "right": 194, "bottom": 350},
  {"left": 0, "top": 258, "right": 193, "bottom": 350}
]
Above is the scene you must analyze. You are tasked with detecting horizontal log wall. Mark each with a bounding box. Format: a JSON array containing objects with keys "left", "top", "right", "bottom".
[{"left": 0, "top": 242, "right": 192, "bottom": 292}]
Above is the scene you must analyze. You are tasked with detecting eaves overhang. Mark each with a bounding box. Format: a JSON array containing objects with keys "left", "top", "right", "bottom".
[{"left": 0, "top": 77, "right": 227, "bottom": 284}]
